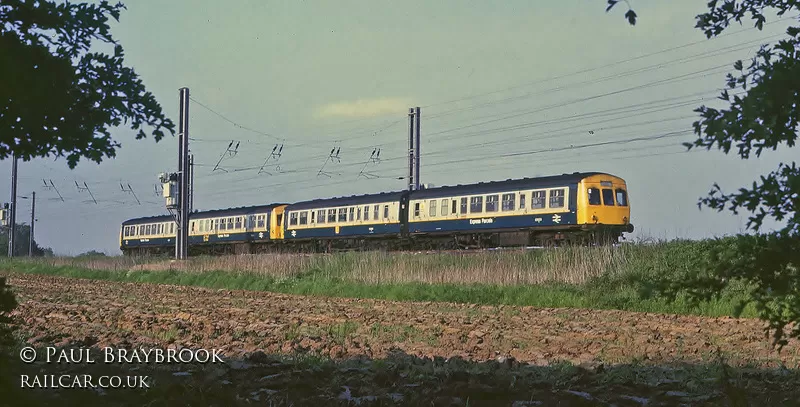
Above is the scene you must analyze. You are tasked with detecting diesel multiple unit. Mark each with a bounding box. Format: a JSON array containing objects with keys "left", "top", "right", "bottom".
[{"left": 120, "top": 171, "right": 633, "bottom": 255}]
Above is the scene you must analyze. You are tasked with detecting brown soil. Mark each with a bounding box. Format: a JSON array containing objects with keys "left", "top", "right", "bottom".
[{"left": 3, "top": 273, "right": 800, "bottom": 406}]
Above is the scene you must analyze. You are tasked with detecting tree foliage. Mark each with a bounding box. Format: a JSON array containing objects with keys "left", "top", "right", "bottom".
[
  {"left": 0, "top": 224, "right": 54, "bottom": 257},
  {"left": 0, "top": 277, "right": 17, "bottom": 349},
  {"left": 0, "top": 0, "right": 175, "bottom": 169},
  {"left": 607, "top": 0, "right": 800, "bottom": 349}
]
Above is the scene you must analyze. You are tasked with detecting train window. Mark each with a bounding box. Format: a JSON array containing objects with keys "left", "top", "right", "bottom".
[
  {"left": 502, "top": 193, "right": 515, "bottom": 211},
  {"left": 300, "top": 211, "right": 308, "bottom": 225},
  {"left": 531, "top": 191, "right": 546, "bottom": 209},
  {"left": 519, "top": 194, "right": 526, "bottom": 209},
  {"left": 470, "top": 196, "right": 483, "bottom": 213},
  {"left": 441, "top": 199, "right": 448, "bottom": 216},
  {"left": 414, "top": 202, "right": 420, "bottom": 217},
  {"left": 317, "top": 210, "right": 326, "bottom": 224},
  {"left": 429, "top": 200, "right": 437, "bottom": 217},
  {"left": 451, "top": 200, "right": 457, "bottom": 215},
  {"left": 311, "top": 211, "right": 316, "bottom": 224},
  {"left": 349, "top": 207, "right": 355, "bottom": 222},
  {"left": 384, "top": 205, "right": 389, "bottom": 219},
  {"left": 190, "top": 222, "right": 196, "bottom": 233},
  {"left": 357, "top": 207, "right": 361, "bottom": 221},
  {"left": 227, "top": 217, "right": 234, "bottom": 229},
  {"left": 171, "top": 223, "right": 174, "bottom": 234},
  {"left": 327, "top": 209, "right": 336, "bottom": 223},
  {"left": 460, "top": 197, "right": 467, "bottom": 214},
  {"left": 289, "top": 212, "right": 298, "bottom": 226},
  {"left": 338, "top": 208, "right": 347, "bottom": 222},
  {"left": 602, "top": 189, "right": 615, "bottom": 206},
  {"left": 144, "top": 225, "right": 150, "bottom": 235},
  {"left": 235, "top": 217, "right": 242, "bottom": 229},
  {"left": 486, "top": 195, "right": 499, "bottom": 212},
  {"left": 587, "top": 188, "right": 601, "bottom": 205},
  {"left": 363, "top": 206, "right": 369, "bottom": 221},
  {"left": 550, "top": 189, "right": 565, "bottom": 208},
  {"left": 373, "top": 205, "right": 379, "bottom": 220}
]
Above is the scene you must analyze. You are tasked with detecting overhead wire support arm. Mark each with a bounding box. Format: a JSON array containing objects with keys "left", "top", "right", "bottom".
[
  {"left": 42, "top": 179, "right": 64, "bottom": 202},
  {"left": 258, "top": 143, "right": 284, "bottom": 175},
  {"left": 120, "top": 182, "right": 141, "bottom": 205},
  {"left": 317, "top": 144, "right": 341, "bottom": 178},
  {"left": 211, "top": 140, "right": 240, "bottom": 172},
  {"left": 357, "top": 147, "right": 382, "bottom": 179},
  {"left": 75, "top": 181, "right": 97, "bottom": 204}
]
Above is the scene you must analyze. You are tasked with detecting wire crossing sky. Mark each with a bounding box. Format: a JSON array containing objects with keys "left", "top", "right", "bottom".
[{"left": 2, "top": 0, "right": 796, "bottom": 255}]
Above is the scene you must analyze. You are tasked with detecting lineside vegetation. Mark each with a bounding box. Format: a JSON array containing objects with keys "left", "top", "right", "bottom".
[{"left": 0, "top": 237, "right": 757, "bottom": 319}]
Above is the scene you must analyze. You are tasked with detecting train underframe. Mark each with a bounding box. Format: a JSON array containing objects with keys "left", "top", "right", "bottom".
[{"left": 122, "top": 223, "right": 633, "bottom": 256}]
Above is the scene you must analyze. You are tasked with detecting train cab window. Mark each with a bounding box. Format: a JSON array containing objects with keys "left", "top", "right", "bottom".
[
  {"left": 531, "top": 191, "right": 546, "bottom": 209},
  {"left": 373, "top": 205, "right": 379, "bottom": 220},
  {"left": 519, "top": 194, "right": 526, "bottom": 209},
  {"left": 299, "top": 211, "right": 308, "bottom": 225},
  {"left": 338, "top": 208, "right": 347, "bottom": 222},
  {"left": 349, "top": 207, "right": 355, "bottom": 222},
  {"left": 550, "top": 189, "right": 565, "bottom": 208},
  {"left": 429, "top": 200, "right": 437, "bottom": 217},
  {"left": 502, "top": 193, "right": 515, "bottom": 211},
  {"left": 363, "top": 206, "right": 369, "bottom": 221},
  {"left": 235, "top": 217, "right": 242, "bottom": 229},
  {"left": 441, "top": 199, "right": 449, "bottom": 216},
  {"left": 384, "top": 205, "right": 389, "bottom": 219},
  {"left": 289, "top": 212, "right": 298, "bottom": 226},
  {"left": 602, "top": 189, "right": 615, "bottom": 206},
  {"left": 414, "top": 202, "right": 420, "bottom": 218},
  {"left": 587, "top": 188, "right": 601, "bottom": 205},
  {"left": 470, "top": 196, "right": 483, "bottom": 213},
  {"left": 486, "top": 195, "right": 499, "bottom": 212},
  {"left": 276, "top": 214, "right": 283, "bottom": 227}
]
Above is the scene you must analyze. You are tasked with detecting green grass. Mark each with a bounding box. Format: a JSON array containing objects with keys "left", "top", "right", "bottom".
[{"left": 0, "top": 238, "right": 758, "bottom": 319}]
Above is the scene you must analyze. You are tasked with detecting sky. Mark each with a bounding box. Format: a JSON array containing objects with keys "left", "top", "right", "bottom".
[{"left": 1, "top": 0, "right": 796, "bottom": 255}]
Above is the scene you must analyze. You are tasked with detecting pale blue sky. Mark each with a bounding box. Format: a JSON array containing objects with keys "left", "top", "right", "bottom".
[{"left": 2, "top": 0, "right": 795, "bottom": 255}]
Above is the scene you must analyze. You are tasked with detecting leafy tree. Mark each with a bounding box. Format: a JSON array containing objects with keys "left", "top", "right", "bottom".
[
  {"left": 607, "top": 0, "right": 800, "bottom": 349},
  {"left": 0, "top": 224, "right": 54, "bottom": 257},
  {"left": 77, "top": 249, "right": 106, "bottom": 257},
  {"left": 0, "top": 277, "right": 17, "bottom": 349},
  {"left": 0, "top": 0, "right": 175, "bottom": 169}
]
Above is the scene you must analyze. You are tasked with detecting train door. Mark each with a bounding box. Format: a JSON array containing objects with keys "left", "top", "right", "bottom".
[{"left": 270, "top": 206, "right": 287, "bottom": 239}]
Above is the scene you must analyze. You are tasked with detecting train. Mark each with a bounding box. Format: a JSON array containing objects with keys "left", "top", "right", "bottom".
[{"left": 120, "top": 171, "right": 634, "bottom": 256}]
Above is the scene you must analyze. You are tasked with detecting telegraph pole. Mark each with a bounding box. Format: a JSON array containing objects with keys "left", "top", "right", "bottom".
[
  {"left": 8, "top": 153, "right": 17, "bottom": 257},
  {"left": 177, "top": 87, "right": 190, "bottom": 260},
  {"left": 414, "top": 106, "right": 421, "bottom": 190},
  {"left": 29, "top": 191, "right": 35, "bottom": 257}
]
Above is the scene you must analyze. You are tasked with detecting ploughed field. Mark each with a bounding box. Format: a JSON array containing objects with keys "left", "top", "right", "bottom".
[{"left": 4, "top": 273, "right": 800, "bottom": 406}]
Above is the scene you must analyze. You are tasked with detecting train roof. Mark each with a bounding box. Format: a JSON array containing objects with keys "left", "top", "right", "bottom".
[
  {"left": 286, "top": 191, "right": 407, "bottom": 210},
  {"left": 408, "top": 171, "right": 611, "bottom": 199},
  {"left": 122, "top": 203, "right": 287, "bottom": 225}
]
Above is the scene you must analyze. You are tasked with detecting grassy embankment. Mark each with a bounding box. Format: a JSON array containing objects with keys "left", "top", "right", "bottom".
[{"left": 0, "top": 237, "right": 755, "bottom": 318}]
